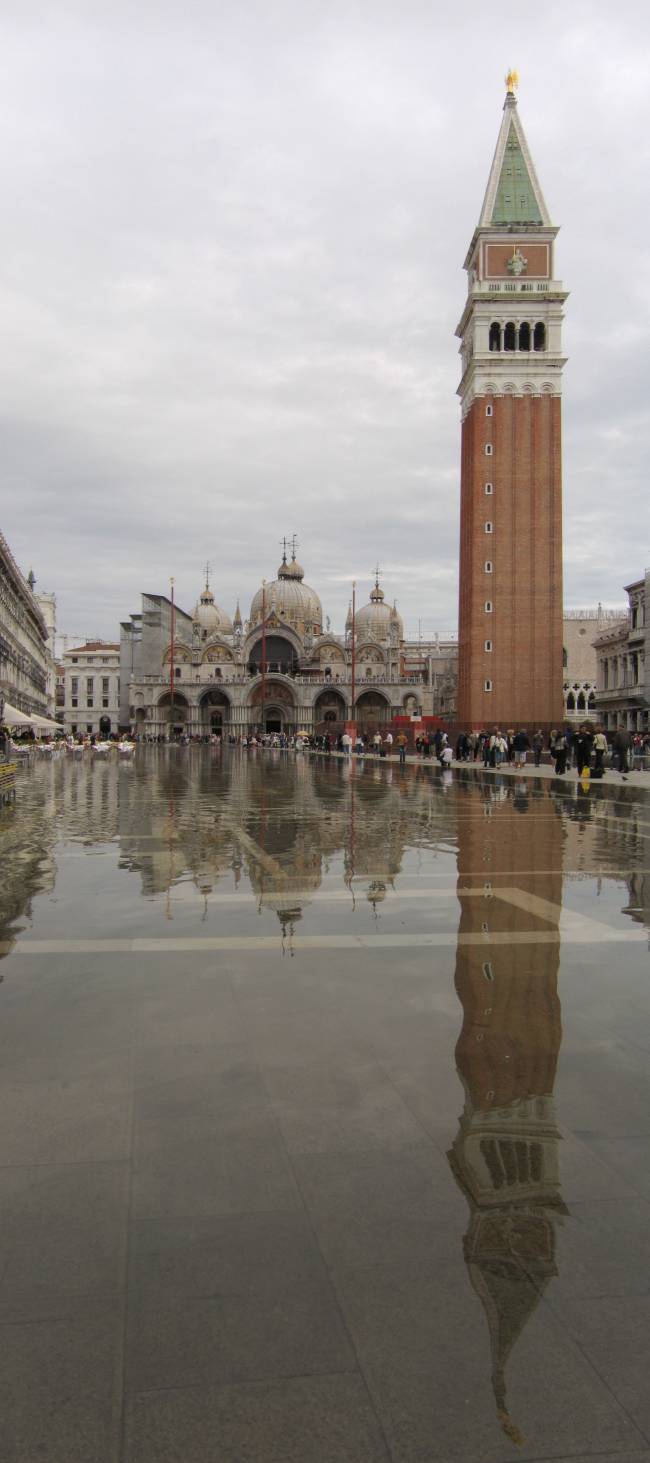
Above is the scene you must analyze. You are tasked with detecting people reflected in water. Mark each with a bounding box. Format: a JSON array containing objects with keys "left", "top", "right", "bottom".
[{"left": 448, "top": 786, "right": 566, "bottom": 1444}]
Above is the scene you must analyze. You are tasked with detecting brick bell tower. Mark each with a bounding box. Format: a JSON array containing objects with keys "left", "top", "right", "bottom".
[{"left": 456, "top": 75, "right": 567, "bottom": 731}]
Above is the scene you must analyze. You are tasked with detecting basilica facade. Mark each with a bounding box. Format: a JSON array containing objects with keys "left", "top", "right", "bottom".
[{"left": 121, "top": 549, "right": 449, "bottom": 738}]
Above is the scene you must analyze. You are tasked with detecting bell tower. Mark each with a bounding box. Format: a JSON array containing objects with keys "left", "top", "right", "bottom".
[{"left": 456, "top": 76, "right": 567, "bottom": 730}]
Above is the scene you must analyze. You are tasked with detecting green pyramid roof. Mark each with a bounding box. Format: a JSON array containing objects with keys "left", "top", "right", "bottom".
[
  {"left": 491, "top": 118, "right": 544, "bottom": 225},
  {"left": 477, "top": 91, "right": 551, "bottom": 231}
]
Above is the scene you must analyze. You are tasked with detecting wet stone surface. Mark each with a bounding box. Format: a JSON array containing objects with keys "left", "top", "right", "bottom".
[{"left": 0, "top": 746, "right": 649, "bottom": 1462}]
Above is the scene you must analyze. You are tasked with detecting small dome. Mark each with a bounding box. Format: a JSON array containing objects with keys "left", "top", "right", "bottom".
[
  {"left": 355, "top": 578, "right": 403, "bottom": 643},
  {"left": 279, "top": 557, "right": 305, "bottom": 581},
  {"left": 193, "top": 583, "right": 233, "bottom": 637}
]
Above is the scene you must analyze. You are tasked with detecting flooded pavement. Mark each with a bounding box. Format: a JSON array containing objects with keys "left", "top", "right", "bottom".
[{"left": 1, "top": 747, "right": 649, "bottom": 1463}]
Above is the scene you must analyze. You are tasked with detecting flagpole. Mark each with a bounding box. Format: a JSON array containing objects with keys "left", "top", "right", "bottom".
[
  {"left": 351, "top": 579, "right": 356, "bottom": 737},
  {"left": 169, "top": 577, "right": 175, "bottom": 740},
  {"left": 261, "top": 579, "right": 267, "bottom": 737}
]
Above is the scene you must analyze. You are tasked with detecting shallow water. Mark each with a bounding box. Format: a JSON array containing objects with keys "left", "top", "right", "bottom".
[{"left": 1, "top": 747, "right": 649, "bottom": 1462}]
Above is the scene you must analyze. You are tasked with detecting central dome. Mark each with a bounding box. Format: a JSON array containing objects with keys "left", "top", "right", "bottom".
[{"left": 249, "top": 553, "right": 323, "bottom": 635}]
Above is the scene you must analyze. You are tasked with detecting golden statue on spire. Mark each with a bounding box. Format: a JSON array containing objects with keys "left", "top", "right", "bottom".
[{"left": 505, "top": 68, "right": 519, "bottom": 93}]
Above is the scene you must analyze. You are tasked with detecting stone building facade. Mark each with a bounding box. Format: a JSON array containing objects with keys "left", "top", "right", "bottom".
[
  {"left": 562, "top": 607, "right": 626, "bottom": 723},
  {"left": 456, "top": 82, "right": 566, "bottom": 730},
  {"left": 34, "top": 588, "right": 57, "bottom": 717},
  {"left": 0, "top": 531, "right": 49, "bottom": 718},
  {"left": 593, "top": 573, "right": 648, "bottom": 731},
  {"left": 62, "top": 641, "right": 121, "bottom": 737},
  {"left": 121, "top": 552, "right": 452, "bottom": 739}
]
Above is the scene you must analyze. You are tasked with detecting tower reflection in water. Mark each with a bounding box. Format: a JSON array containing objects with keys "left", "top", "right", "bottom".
[{"left": 448, "top": 782, "right": 566, "bottom": 1444}]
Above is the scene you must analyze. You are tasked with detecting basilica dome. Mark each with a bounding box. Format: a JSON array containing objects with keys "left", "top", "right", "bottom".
[
  {"left": 193, "top": 584, "right": 233, "bottom": 638},
  {"left": 249, "top": 554, "right": 323, "bottom": 636},
  {"left": 355, "top": 579, "right": 403, "bottom": 643}
]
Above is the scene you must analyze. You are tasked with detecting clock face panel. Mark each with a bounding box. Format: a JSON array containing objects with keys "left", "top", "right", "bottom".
[{"left": 484, "top": 242, "right": 550, "bottom": 279}]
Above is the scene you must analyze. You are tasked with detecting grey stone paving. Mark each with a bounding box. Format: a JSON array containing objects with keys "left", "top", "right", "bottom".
[{"left": 0, "top": 750, "right": 649, "bottom": 1461}]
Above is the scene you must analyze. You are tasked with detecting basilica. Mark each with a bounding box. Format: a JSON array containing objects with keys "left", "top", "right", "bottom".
[{"left": 120, "top": 547, "right": 455, "bottom": 738}]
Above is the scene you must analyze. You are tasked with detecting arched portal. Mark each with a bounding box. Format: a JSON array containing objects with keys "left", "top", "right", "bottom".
[
  {"left": 157, "top": 691, "right": 189, "bottom": 735},
  {"left": 355, "top": 690, "right": 391, "bottom": 728},
  {"left": 99, "top": 715, "right": 111, "bottom": 736},
  {"left": 248, "top": 679, "right": 297, "bottom": 734},
  {"left": 199, "top": 688, "right": 231, "bottom": 733},
  {"left": 314, "top": 688, "right": 347, "bottom": 727}
]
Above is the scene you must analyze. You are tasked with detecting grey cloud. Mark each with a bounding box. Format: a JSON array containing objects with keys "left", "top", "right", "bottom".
[{"left": 2, "top": 0, "right": 650, "bottom": 639}]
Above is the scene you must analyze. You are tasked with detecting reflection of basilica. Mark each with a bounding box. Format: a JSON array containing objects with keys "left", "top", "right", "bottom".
[
  {"left": 448, "top": 786, "right": 566, "bottom": 1444},
  {"left": 121, "top": 547, "right": 446, "bottom": 739},
  {"left": 115, "top": 752, "right": 414, "bottom": 928}
]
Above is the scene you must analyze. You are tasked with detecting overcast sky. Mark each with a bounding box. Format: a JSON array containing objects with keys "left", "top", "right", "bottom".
[{"left": 2, "top": 0, "right": 648, "bottom": 640}]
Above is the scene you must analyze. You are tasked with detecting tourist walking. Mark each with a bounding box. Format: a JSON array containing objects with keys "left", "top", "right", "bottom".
[
  {"left": 396, "top": 732, "right": 408, "bottom": 765},
  {"left": 612, "top": 725, "right": 631, "bottom": 776},
  {"left": 575, "top": 725, "right": 594, "bottom": 776},
  {"left": 532, "top": 730, "right": 544, "bottom": 768},
  {"left": 551, "top": 729, "right": 567, "bottom": 776},
  {"left": 512, "top": 729, "right": 530, "bottom": 769},
  {"left": 592, "top": 727, "right": 608, "bottom": 777}
]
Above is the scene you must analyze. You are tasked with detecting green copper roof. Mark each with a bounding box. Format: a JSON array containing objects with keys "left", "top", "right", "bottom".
[{"left": 490, "top": 119, "right": 543, "bottom": 225}]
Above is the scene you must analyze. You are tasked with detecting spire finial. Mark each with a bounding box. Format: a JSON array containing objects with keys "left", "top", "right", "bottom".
[
  {"left": 290, "top": 532, "right": 299, "bottom": 562},
  {"left": 505, "top": 68, "right": 519, "bottom": 95},
  {"left": 373, "top": 561, "right": 381, "bottom": 589},
  {"left": 280, "top": 536, "right": 288, "bottom": 564},
  {"left": 204, "top": 560, "right": 211, "bottom": 590}
]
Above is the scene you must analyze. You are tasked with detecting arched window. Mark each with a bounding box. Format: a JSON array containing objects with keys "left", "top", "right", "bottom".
[
  {"left": 577, "top": 691, "right": 586, "bottom": 711},
  {"left": 484, "top": 521, "right": 493, "bottom": 534},
  {"left": 489, "top": 322, "right": 501, "bottom": 352},
  {"left": 519, "top": 321, "right": 531, "bottom": 351},
  {"left": 504, "top": 322, "right": 516, "bottom": 352},
  {"left": 484, "top": 640, "right": 492, "bottom": 652},
  {"left": 485, "top": 482, "right": 493, "bottom": 495},
  {"left": 534, "top": 322, "right": 546, "bottom": 351},
  {"left": 484, "top": 600, "right": 492, "bottom": 612},
  {"left": 484, "top": 560, "right": 493, "bottom": 573},
  {"left": 484, "top": 679, "right": 492, "bottom": 692},
  {"left": 566, "top": 692, "right": 575, "bottom": 711},
  {"left": 588, "top": 692, "right": 596, "bottom": 707}
]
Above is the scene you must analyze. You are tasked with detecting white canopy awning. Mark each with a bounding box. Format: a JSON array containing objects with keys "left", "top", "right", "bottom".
[
  {"left": 29, "top": 713, "right": 61, "bottom": 731},
  {"left": 2, "top": 700, "right": 34, "bottom": 727}
]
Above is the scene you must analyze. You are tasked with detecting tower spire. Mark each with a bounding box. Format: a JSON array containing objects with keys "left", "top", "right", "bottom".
[{"left": 477, "top": 75, "right": 551, "bottom": 230}]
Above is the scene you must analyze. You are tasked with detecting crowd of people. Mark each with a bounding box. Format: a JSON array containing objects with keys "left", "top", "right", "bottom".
[
  {"left": 453, "top": 724, "right": 650, "bottom": 778},
  {"left": 3, "top": 720, "right": 649, "bottom": 779}
]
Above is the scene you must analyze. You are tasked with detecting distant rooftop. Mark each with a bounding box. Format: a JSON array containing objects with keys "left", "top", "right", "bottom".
[{"left": 64, "top": 641, "right": 120, "bottom": 653}]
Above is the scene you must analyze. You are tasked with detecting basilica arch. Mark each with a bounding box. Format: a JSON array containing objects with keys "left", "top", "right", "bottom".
[
  {"left": 354, "top": 689, "right": 391, "bottom": 727},
  {"left": 247, "top": 676, "right": 297, "bottom": 733},
  {"left": 157, "top": 690, "right": 190, "bottom": 734},
  {"left": 314, "top": 687, "right": 348, "bottom": 726},
  {"left": 199, "top": 687, "right": 231, "bottom": 732},
  {"left": 246, "top": 621, "right": 302, "bottom": 676}
]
